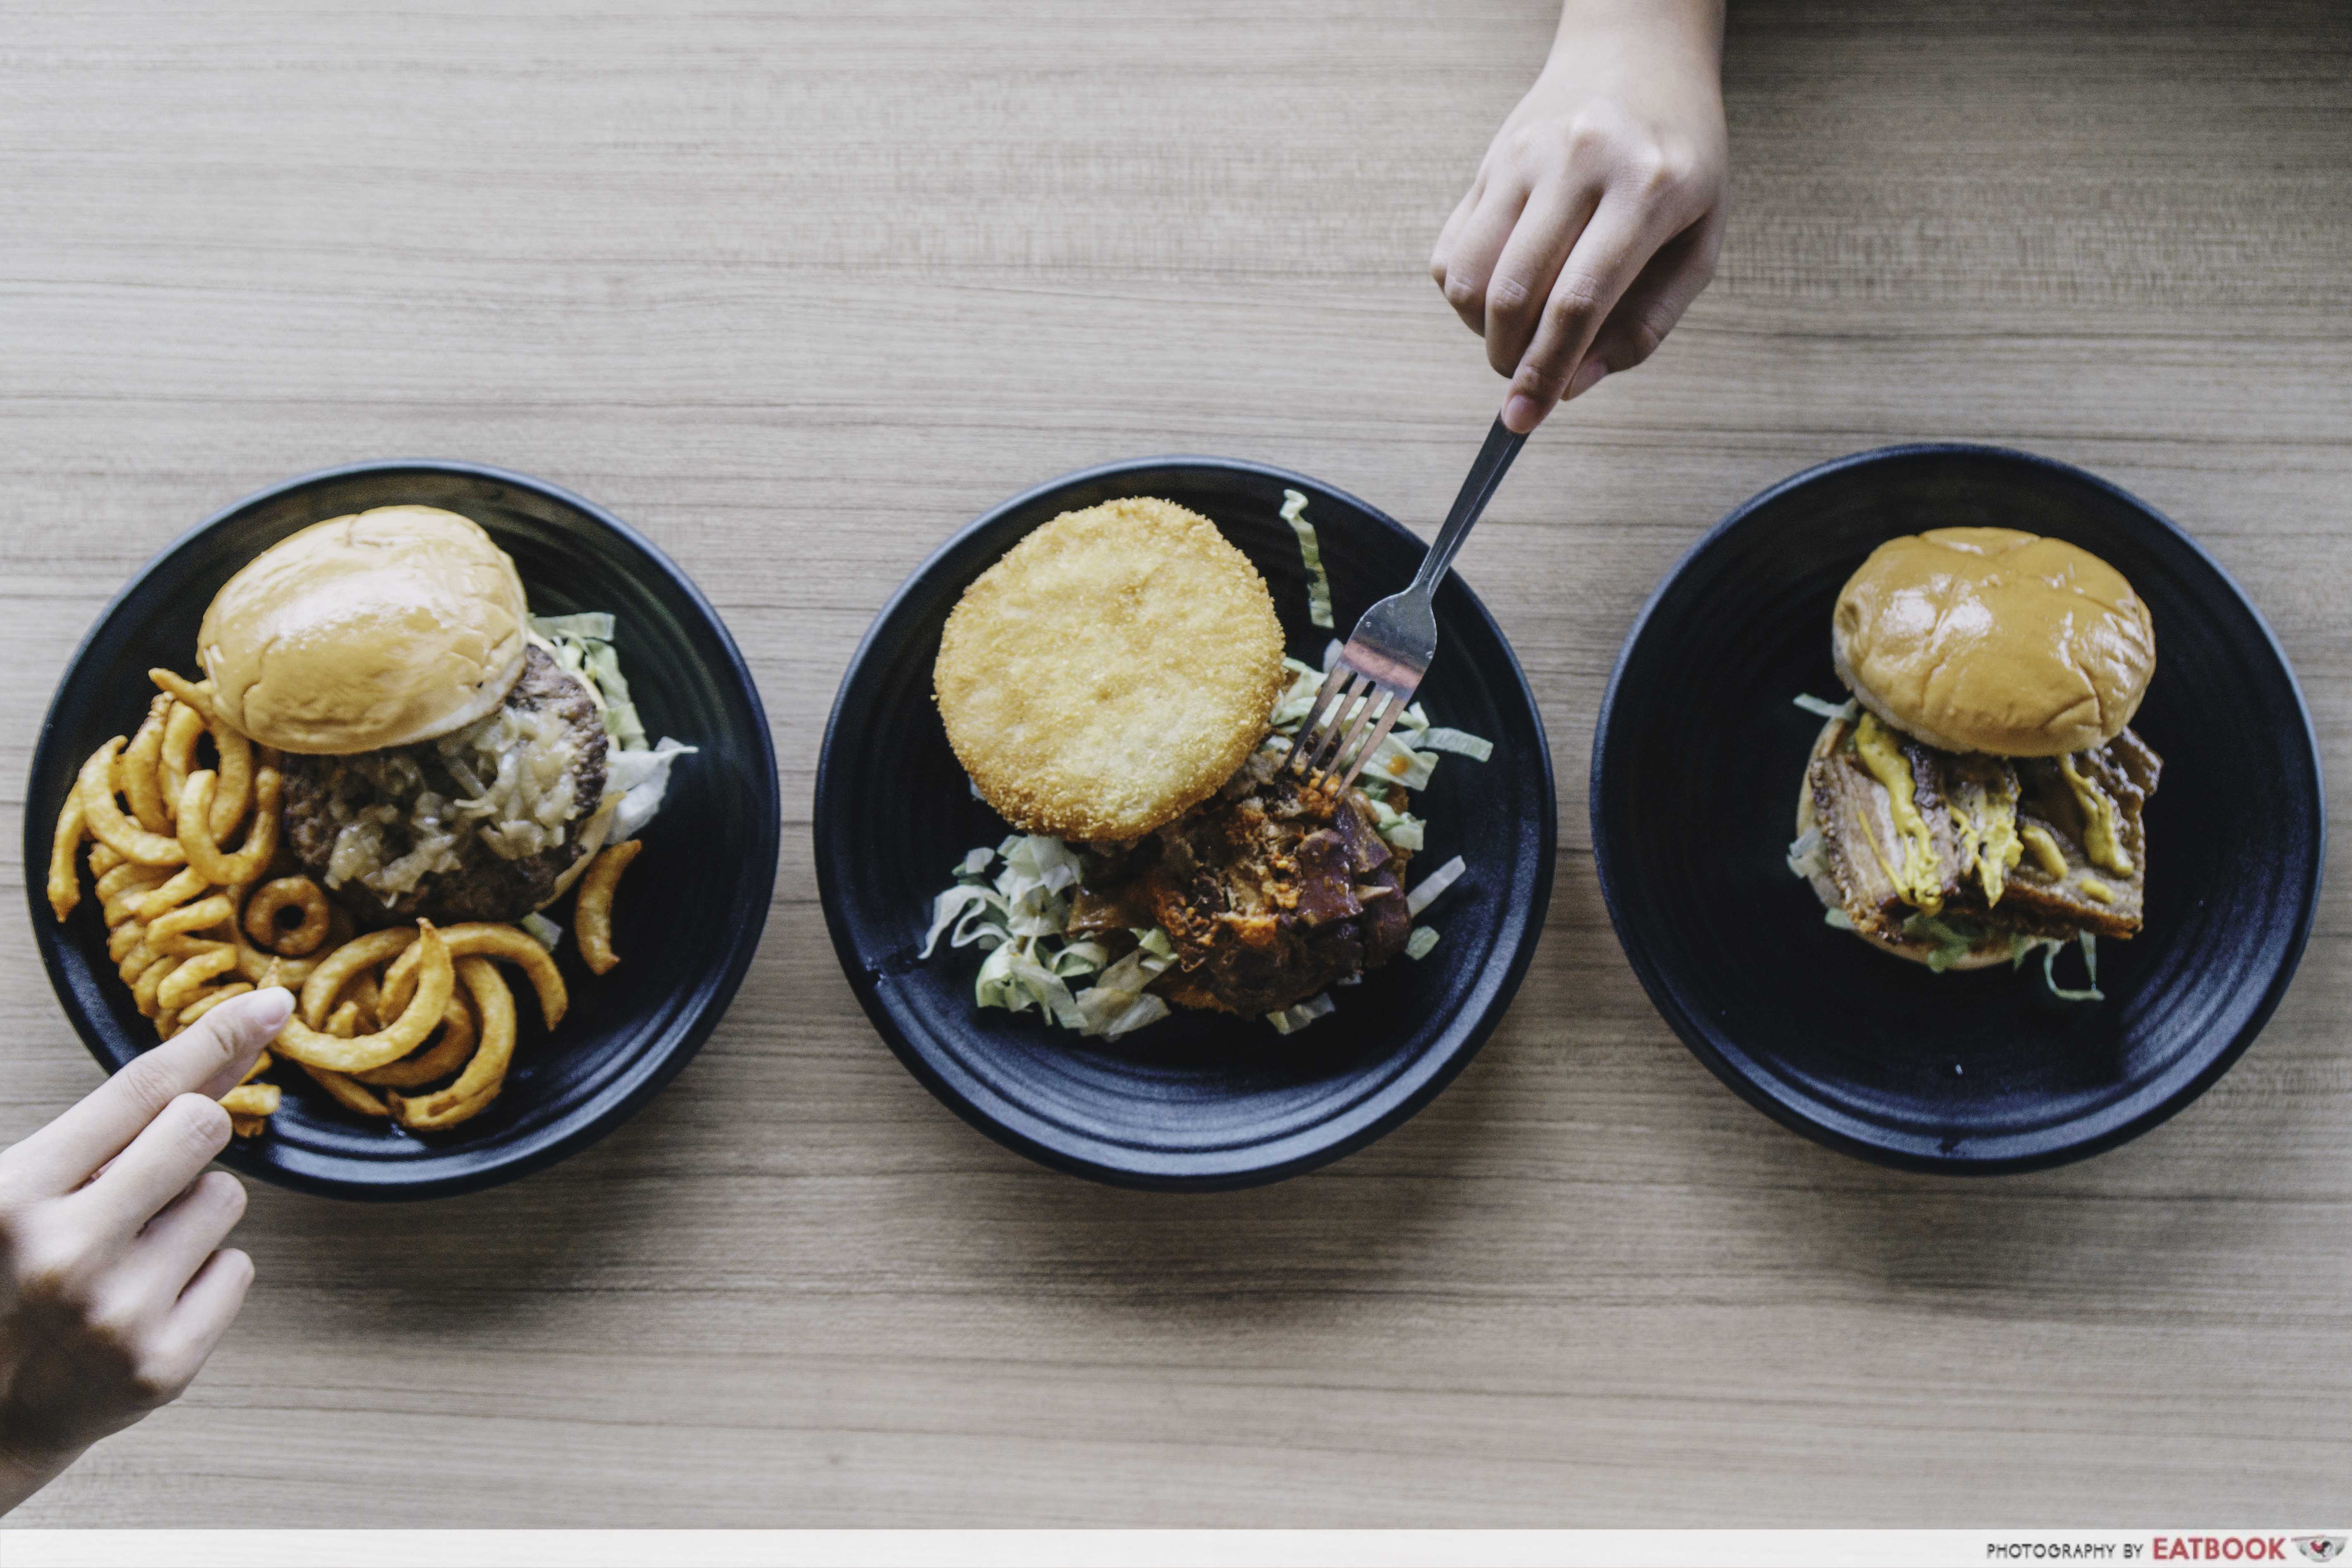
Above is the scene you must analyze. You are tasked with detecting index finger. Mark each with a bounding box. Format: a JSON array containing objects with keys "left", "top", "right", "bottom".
[{"left": 2, "top": 988, "right": 291, "bottom": 1194}]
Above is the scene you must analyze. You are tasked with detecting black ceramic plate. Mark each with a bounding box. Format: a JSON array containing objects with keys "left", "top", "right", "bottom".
[
  {"left": 1592, "top": 444, "right": 2324, "bottom": 1172},
  {"left": 815, "top": 458, "right": 1556, "bottom": 1189},
  {"left": 24, "top": 461, "right": 778, "bottom": 1201}
]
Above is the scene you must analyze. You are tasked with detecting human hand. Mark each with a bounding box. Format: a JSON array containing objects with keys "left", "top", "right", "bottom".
[
  {"left": 0, "top": 987, "right": 292, "bottom": 1515},
  {"left": 1430, "top": 0, "right": 1728, "bottom": 433}
]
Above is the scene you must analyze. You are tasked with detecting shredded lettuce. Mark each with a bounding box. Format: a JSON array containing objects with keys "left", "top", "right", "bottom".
[
  {"left": 1358, "top": 729, "right": 1440, "bottom": 791},
  {"left": 1265, "top": 992, "right": 1336, "bottom": 1034},
  {"left": 608, "top": 735, "right": 697, "bottom": 839},
  {"left": 532, "top": 611, "right": 615, "bottom": 641},
  {"left": 1417, "top": 728, "right": 1494, "bottom": 761},
  {"left": 533, "top": 613, "right": 648, "bottom": 750},
  {"left": 529, "top": 613, "right": 693, "bottom": 836},
  {"left": 994, "top": 832, "right": 1082, "bottom": 900},
  {"left": 1268, "top": 658, "right": 1327, "bottom": 730},
  {"left": 1787, "top": 828, "right": 1829, "bottom": 880},
  {"left": 1282, "top": 489, "right": 1334, "bottom": 629},
  {"left": 924, "top": 841, "right": 1178, "bottom": 1038},
  {"left": 1404, "top": 926, "right": 1440, "bottom": 961},
  {"left": 1406, "top": 854, "right": 1467, "bottom": 918},
  {"left": 1900, "top": 912, "right": 1986, "bottom": 973},
  {"left": 520, "top": 912, "right": 563, "bottom": 951},
  {"left": 1823, "top": 907, "right": 1855, "bottom": 931},
  {"left": 1793, "top": 692, "right": 1859, "bottom": 721},
  {"left": 918, "top": 883, "right": 1009, "bottom": 960},
  {"left": 2014, "top": 931, "right": 2104, "bottom": 1002}
]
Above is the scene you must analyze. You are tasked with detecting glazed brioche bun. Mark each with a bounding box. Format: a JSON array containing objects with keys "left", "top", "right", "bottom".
[
  {"left": 935, "top": 497, "right": 1287, "bottom": 843},
  {"left": 1832, "top": 527, "right": 2155, "bottom": 758},
  {"left": 198, "top": 505, "right": 531, "bottom": 755},
  {"left": 1794, "top": 716, "right": 2012, "bottom": 970}
]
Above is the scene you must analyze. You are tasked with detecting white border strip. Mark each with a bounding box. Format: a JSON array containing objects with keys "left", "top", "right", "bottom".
[{"left": 3, "top": 1529, "right": 2342, "bottom": 1568}]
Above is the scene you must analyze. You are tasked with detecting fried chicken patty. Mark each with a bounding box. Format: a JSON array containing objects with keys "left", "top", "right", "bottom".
[
  {"left": 934, "top": 497, "right": 1287, "bottom": 843},
  {"left": 283, "top": 644, "right": 608, "bottom": 926}
]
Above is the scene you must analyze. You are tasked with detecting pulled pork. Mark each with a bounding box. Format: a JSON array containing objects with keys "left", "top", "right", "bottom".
[{"left": 1069, "top": 753, "right": 1413, "bottom": 1017}]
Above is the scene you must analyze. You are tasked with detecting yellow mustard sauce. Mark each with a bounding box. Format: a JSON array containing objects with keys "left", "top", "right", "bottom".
[
  {"left": 1947, "top": 804, "right": 1978, "bottom": 887},
  {"left": 2079, "top": 877, "right": 2116, "bottom": 904},
  {"left": 2058, "top": 752, "right": 2132, "bottom": 874},
  {"left": 1853, "top": 713, "right": 1943, "bottom": 915},
  {"left": 1961, "top": 776, "right": 2022, "bottom": 906},
  {"left": 2019, "top": 823, "right": 2069, "bottom": 880}
]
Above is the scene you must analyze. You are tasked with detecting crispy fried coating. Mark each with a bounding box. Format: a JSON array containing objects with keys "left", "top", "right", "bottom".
[{"left": 936, "top": 498, "right": 1287, "bottom": 842}]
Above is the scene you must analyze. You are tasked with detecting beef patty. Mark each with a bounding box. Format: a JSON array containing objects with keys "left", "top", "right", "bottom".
[
  {"left": 1069, "top": 754, "right": 1413, "bottom": 1017},
  {"left": 283, "top": 644, "right": 608, "bottom": 926}
]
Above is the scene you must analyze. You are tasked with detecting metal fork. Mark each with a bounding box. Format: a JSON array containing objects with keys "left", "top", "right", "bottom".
[{"left": 1287, "top": 415, "right": 1526, "bottom": 794}]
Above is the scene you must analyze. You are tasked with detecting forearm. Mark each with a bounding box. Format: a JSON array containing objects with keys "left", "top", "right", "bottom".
[{"left": 1552, "top": 0, "right": 1722, "bottom": 63}]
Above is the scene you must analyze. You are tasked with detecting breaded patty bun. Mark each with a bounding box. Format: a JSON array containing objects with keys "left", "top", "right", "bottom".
[
  {"left": 1832, "top": 527, "right": 2155, "bottom": 757},
  {"left": 936, "top": 497, "right": 1287, "bottom": 842}
]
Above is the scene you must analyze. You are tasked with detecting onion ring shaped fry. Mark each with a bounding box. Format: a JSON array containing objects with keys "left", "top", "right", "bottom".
[{"left": 244, "top": 876, "right": 331, "bottom": 956}]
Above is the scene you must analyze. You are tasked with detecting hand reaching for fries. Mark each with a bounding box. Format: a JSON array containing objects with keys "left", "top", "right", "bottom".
[{"left": 0, "top": 987, "right": 291, "bottom": 1516}]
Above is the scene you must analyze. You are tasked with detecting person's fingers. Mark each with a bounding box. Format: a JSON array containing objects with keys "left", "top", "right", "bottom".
[
  {"left": 143, "top": 1247, "right": 255, "bottom": 1401},
  {"left": 109, "top": 1169, "right": 247, "bottom": 1311},
  {"left": 1477, "top": 177, "right": 1603, "bottom": 378},
  {"left": 1432, "top": 170, "right": 1533, "bottom": 337},
  {"left": 72, "top": 1093, "right": 234, "bottom": 1241},
  {"left": 1428, "top": 175, "right": 1484, "bottom": 288},
  {"left": 173, "top": 988, "right": 294, "bottom": 1101},
  {"left": 1499, "top": 193, "right": 1676, "bottom": 434},
  {"left": 0, "top": 989, "right": 290, "bottom": 1194},
  {"left": 1573, "top": 206, "right": 1725, "bottom": 396}
]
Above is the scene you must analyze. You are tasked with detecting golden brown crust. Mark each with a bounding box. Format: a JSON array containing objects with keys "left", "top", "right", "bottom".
[
  {"left": 935, "top": 498, "right": 1286, "bottom": 842},
  {"left": 1833, "top": 527, "right": 2155, "bottom": 757},
  {"left": 200, "top": 506, "right": 531, "bottom": 755}
]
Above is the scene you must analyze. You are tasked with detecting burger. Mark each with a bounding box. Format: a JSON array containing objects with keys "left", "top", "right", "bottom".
[
  {"left": 198, "top": 505, "right": 671, "bottom": 927},
  {"left": 1787, "top": 527, "right": 2162, "bottom": 972},
  {"left": 923, "top": 495, "right": 1479, "bottom": 1038}
]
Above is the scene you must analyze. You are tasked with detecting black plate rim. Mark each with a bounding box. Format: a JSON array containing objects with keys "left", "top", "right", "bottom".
[
  {"left": 22, "top": 458, "right": 782, "bottom": 1202},
  {"left": 1589, "top": 440, "right": 2327, "bottom": 1174},
  {"left": 814, "top": 454, "right": 1558, "bottom": 1190}
]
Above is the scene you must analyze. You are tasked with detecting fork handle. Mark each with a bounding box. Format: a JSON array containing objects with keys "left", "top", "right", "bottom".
[{"left": 1408, "top": 415, "right": 1527, "bottom": 599}]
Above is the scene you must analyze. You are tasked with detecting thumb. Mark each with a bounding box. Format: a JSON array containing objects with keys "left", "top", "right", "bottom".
[{"left": 183, "top": 987, "right": 295, "bottom": 1101}]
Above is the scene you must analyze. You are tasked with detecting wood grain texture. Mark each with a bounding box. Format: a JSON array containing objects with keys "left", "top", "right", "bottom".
[{"left": 2, "top": 0, "right": 2347, "bottom": 1528}]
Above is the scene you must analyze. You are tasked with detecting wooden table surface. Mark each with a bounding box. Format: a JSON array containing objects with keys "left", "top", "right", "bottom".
[{"left": 3, "top": 0, "right": 2346, "bottom": 1530}]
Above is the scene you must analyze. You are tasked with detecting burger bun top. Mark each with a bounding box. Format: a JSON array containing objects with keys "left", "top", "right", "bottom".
[
  {"left": 1833, "top": 527, "right": 2154, "bottom": 757},
  {"left": 198, "top": 505, "right": 532, "bottom": 755}
]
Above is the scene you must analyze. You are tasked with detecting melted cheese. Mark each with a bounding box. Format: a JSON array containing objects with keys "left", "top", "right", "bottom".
[
  {"left": 1853, "top": 713, "right": 1943, "bottom": 916},
  {"left": 2058, "top": 753, "right": 2132, "bottom": 874},
  {"left": 2019, "top": 823, "right": 2069, "bottom": 880}
]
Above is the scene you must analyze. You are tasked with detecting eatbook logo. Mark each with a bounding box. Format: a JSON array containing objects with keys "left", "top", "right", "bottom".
[{"left": 2295, "top": 1539, "right": 2347, "bottom": 1564}]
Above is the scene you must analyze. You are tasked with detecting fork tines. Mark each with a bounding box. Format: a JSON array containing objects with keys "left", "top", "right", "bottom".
[{"left": 1288, "top": 659, "right": 1411, "bottom": 796}]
